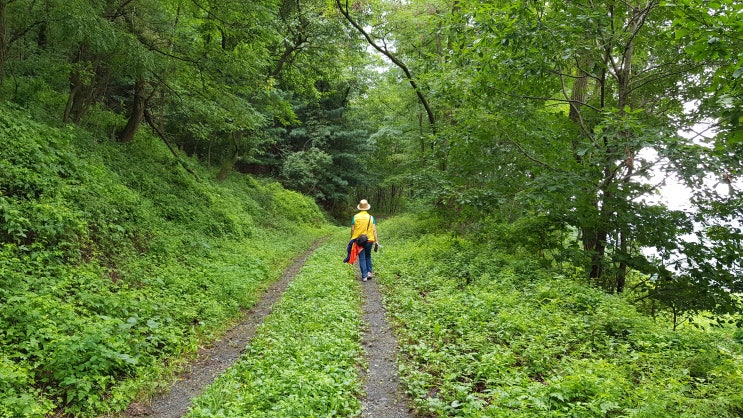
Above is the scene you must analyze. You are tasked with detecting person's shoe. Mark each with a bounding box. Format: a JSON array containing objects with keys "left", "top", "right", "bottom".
[
  {"left": 367, "top": 272, "right": 373, "bottom": 279},
  {"left": 362, "top": 276, "right": 368, "bottom": 282}
]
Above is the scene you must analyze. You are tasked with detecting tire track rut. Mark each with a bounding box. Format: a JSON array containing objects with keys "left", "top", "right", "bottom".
[
  {"left": 359, "top": 278, "right": 412, "bottom": 417},
  {"left": 120, "top": 242, "right": 321, "bottom": 417}
]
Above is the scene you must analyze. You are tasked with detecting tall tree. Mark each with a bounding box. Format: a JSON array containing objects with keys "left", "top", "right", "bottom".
[
  {"left": 445, "top": 0, "right": 741, "bottom": 313},
  {"left": 354, "top": 0, "right": 741, "bottom": 318}
]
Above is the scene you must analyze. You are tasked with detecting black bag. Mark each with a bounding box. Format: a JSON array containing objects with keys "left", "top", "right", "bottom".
[{"left": 355, "top": 234, "right": 368, "bottom": 246}]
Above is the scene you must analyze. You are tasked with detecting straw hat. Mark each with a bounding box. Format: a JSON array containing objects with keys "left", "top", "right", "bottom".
[{"left": 356, "top": 199, "right": 371, "bottom": 210}]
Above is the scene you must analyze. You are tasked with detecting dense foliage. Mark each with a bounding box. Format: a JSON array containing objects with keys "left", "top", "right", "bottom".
[
  {"left": 376, "top": 216, "right": 743, "bottom": 417},
  {"left": 0, "top": 0, "right": 375, "bottom": 215},
  {"left": 1, "top": 0, "right": 742, "bottom": 415},
  {"left": 3, "top": 0, "right": 739, "bottom": 318},
  {"left": 342, "top": 0, "right": 743, "bottom": 323},
  {"left": 0, "top": 103, "right": 329, "bottom": 416}
]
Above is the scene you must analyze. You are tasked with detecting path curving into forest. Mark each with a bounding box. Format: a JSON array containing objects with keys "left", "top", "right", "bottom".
[
  {"left": 359, "top": 278, "right": 412, "bottom": 417},
  {"left": 120, "top": 242, "right": 322, "bottom": 417}
]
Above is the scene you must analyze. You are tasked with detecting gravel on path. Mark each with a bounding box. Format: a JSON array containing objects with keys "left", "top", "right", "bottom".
[{"left": 359, "top": 278, "right": 412, "bottom": 418}]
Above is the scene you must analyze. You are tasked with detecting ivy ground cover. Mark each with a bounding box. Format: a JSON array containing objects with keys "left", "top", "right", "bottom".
[
  {"left": 375, "top": 216, "right": 743, "bottom": 417},
  {"left": 0, "top": 105, "right": 330, "bottom": 417},
  {"left": 186, "top": 230, "right": 365, "bottom": 417}
]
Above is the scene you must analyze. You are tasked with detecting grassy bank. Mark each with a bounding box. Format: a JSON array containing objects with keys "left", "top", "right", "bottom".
[
  {"left": 0, "top": 104, "right": 331, "bottom": 417},
  {"left": 375, "top": 216, "right": 743, "bottom": 417}
]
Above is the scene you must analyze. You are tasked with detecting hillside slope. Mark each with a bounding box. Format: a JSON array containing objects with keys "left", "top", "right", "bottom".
[{"left": 0, "top": 104, "right": 331, "bottom": 417}]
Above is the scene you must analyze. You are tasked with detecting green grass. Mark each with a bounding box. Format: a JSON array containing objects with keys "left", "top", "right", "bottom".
[
  {"left": 374, "top": 216, "right": 743, "bottom": 417},
  {"left": 187, "top": 230, "right": 364, "bottom": 417},
  {"left": 0, "top": 103, "right": 333, "bottom": 417},
  {"left": 4, "top": 100, "right": 742, "bottom": 417}
]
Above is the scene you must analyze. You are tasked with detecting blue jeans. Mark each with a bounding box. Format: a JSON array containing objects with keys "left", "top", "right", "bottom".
[{"left": 358, "top": 241, "right": 373, "bottom": 279}]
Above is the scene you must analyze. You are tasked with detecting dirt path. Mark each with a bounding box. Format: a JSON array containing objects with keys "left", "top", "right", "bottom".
[
  {"left": 120, "top": 242, "right": 321, "bottom": 417},
  {"left": 119, "top": 239, "right": 411, "bottom": 417},
  {"left": 359, "top": 278, "right": 412, "bottom": 417}
]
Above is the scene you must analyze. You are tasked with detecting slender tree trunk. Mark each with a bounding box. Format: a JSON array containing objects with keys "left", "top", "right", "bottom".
[
  {"left": 0, "top": 0, "right": 7, "bottom": 86},
  {"left": 569, "top": 60, "right": 590, "bottom": 164},
  {"left": 583, "top": 226, "right": 607, "bottom": 281},
  {"left": 570, "top": 57, "right": 608, "bottom": 281},
  {"left": 569, "top": 63, "right": 589, "bottom": 124},
  {"left": 117, "top": 77, "right": 147, "bottom": 142},
  {"left": 617, "top": 231, "right": 627, "bottom": 293},
  {"left": 611, "top": 5, "right": 645, "bottom": 290},
  {"left": 616, "top": 6, "right": 643, "bottom": 111},
  {"left": 217, "top": 131, "right": 242, "bottom": 181},
  {"left": 64, "top": 70, "right": 84, "bottom": 123}
]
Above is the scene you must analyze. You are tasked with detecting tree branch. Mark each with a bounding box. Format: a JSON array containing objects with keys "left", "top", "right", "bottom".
[
  {"left": 491, "top": 86, "right": 603, "bottom": 114},
  {"left": 143, "top": 107, "right": 199, "bottom": 178},
  {"left": 503, "top": 132, "right": 562, "bottom": 172},
  {"left": 335, "top": 0, "right": 436, "bottom": 133}
]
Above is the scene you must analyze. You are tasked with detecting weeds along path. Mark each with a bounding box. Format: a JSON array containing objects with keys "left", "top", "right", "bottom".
[
  {"left": 120, "top": 240, "right": 324, "bottom": 418},
  {"left": 184, "top": 235, "right": 363, "bottom": 416}
]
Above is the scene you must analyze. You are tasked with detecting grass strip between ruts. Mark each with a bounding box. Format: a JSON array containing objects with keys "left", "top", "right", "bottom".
[{"left": 185, "top": 230, "right": 364, "bottom": 417}]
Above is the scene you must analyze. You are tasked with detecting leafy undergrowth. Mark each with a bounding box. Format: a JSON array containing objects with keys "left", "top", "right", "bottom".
[
  {"left": 375, "top": 216, "right": 743, "bottom": 417},
  {"left": 0, "top": 104, "right": 331, "bottom": 417},
  {"left": 186, "top": 231, "right": 364, "bottom": 417}
]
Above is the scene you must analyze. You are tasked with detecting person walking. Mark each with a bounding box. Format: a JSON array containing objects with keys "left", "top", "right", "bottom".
[{"left": 351, "top": 199, "right": 379, "bottom": 282}]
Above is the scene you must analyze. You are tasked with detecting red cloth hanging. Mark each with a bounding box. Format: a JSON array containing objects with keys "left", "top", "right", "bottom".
[{"left": 347, "top": 242, "right": 363, "bottom": 264}]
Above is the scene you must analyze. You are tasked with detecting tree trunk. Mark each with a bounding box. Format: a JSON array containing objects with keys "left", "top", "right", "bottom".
[
  {"left": 569, "top": 62, "right": 589, "bottom": 124},
  {"left": 583, "top": 226, "right": 607, "bottom": 281},
  {"left": 217, "top": 132, "right": 242, "bottom": 181},
  {"left": 63, "top": 43, "right": 113, "bottom": 124},
  {"left": 64, "top": 45, "right": 94, "bottom": 123},
  {"left": 570, "top": 57, "right": 607, "bottom": 282},
  {"left": 617, "top": 231, "right": 628, "bottom": 293},
  {"left": 0, "top": 0, "right": 7, "bottom": 86},
  {"left": 569, "top": 61, "right": 590, "bottom": 163},
  {"left": 117, "top": 77, "right": 147, "bottom": 142},
  {"left": 63, "top": 71, "right": 85, "bottom": 123}
]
